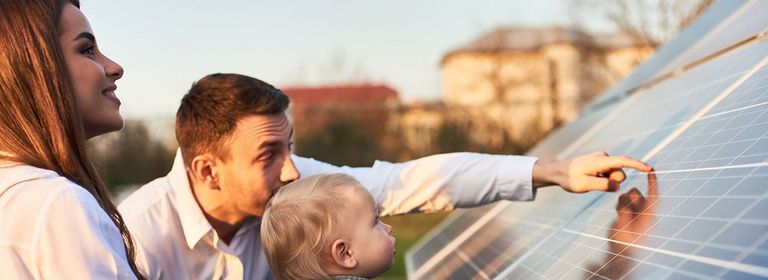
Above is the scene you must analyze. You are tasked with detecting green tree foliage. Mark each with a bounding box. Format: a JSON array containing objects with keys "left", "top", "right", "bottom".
[
  {"left": 89, "top": 120, "right": 175, "bottom": 194},
  {"left": 295, "top": 117, "right": 385, "bottom": 167},
  {"left": 429, "top": 118, "right": 537, "bottom": 157}
]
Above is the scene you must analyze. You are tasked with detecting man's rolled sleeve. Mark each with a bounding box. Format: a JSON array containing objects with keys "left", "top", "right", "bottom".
[
  {"left": 292, "top": 153, "right": 540, "bottom": 216},
  {"left": 495, "top": 156, "right": 539, "bottom": 201}
]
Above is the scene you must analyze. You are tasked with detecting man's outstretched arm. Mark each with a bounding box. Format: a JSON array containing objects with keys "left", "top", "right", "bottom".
[{"left": 293, "top": 151, "right": 652, "bottom": 216}]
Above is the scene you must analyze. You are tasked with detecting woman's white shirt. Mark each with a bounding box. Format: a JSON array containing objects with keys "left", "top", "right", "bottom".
[{"left": 0, "top": 162, "right": 136, "bottom": 279}]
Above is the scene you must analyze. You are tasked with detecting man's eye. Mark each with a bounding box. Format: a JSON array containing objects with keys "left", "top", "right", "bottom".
[{"left": 262, "top": 153, "right": 273, "bottom": 161}]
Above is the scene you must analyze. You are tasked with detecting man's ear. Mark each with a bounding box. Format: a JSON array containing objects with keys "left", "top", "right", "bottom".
[
  {"left": 331, "top": 239, "right": 357, "bottom": 269},
  {"left": 188, "top": 154, "right": 220, "bottom": 190}
]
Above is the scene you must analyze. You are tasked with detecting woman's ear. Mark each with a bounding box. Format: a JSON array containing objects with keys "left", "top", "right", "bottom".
[
  {"left": 189, "top": 154, "right": 220, "bottom": 190},
  {"left": 331, "top": 239, "right": 357, "bottom": 269}
]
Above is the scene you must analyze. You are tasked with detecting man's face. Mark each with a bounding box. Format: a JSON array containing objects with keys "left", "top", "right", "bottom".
[{"left": 216, "top": 113, "right": 299, "bottom": 218}]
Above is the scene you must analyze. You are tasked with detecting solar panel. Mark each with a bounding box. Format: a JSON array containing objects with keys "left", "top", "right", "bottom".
[
  {"left": 406, "top": 203, "right": 500, "bottom": 271},
  {"left": 587, "top": 0, "right": 753, "bottom": 111},
  {"left": 527, "top": 103, "right": 617, "bottom": 159},
  {"left": 560, "top": 40, "right": 767, "bottom": 159},
  {"left": 407, "top": 1, "right": 768, "bottom": 279},
  {"left": 658, "top": 0, "right": 768, "bottom": 76},
  {"left": 407, "top": 38, "right": 768, "bottom": 280},
  {"left": 497, "top": 63, "right": 768, "bottom": 280}
]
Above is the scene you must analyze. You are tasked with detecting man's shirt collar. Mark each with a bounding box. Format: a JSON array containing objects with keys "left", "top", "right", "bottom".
[{"left": 168, "top": 150, "right": 213, "bottom": 250}]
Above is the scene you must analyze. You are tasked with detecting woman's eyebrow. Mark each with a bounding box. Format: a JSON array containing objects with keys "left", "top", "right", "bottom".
[{"left": 72, "top": 31, "right": 95, "bottom": 42}]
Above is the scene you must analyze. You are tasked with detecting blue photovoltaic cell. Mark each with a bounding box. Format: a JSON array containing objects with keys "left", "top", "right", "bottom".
[
  {"left": 410, "top": 59, "right": 767, "bottom": 279},
  {"left": 498, "top": 64, "right": 768, "bottom": 279}
]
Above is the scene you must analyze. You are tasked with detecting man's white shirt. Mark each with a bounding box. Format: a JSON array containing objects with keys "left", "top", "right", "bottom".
[{"left": 118, "top": 150, "right": 538, "bottom": 280}]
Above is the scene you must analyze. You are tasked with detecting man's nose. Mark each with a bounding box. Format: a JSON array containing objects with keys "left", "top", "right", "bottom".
[{"left": 280, "top": 155, "right": 300, "bottom": 184}]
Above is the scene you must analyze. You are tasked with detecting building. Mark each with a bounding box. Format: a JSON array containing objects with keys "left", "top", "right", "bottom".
[
  {"left": 398, "top": 26, "right": 653, "bottom": 154},
  {"left": 281, "top": 84, "right": 400, "bottom": 161}
]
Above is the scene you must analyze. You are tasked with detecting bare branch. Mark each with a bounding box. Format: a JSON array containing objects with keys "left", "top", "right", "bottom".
[{"left": 568, "top": 0, "right": 713, "bottom": 48}]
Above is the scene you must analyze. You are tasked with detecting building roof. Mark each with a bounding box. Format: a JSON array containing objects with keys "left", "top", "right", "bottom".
[
  {"left": 591, "top": 32, "right": 644, "bottom": 49},
  {"left": 453, "top": 27, "right": 591, "bottom": 53},
  {"left": 281, "top": 84, "right": 399, "bottom": 106},
  {"left": 442, "top": 26, "right": 646, "bottom": 63}
]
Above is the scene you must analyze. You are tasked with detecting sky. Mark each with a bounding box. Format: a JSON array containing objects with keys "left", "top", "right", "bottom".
[{"left": 81, "top": 0, "right": 612, "bottom": 120}]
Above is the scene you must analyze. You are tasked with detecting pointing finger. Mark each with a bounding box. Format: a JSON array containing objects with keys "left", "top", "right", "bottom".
[{"left": 597, "top": 156, "right": 653, "bottom": 173}]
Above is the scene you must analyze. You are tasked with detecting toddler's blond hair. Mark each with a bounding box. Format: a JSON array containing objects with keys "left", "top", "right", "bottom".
[{"left": 261, "top": 173, "right": 365, "bottom": 280}]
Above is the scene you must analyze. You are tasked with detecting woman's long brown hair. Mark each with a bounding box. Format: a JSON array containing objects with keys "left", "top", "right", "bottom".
[{"left": 0, "top": 0, "right": 145, "bottom": 278}]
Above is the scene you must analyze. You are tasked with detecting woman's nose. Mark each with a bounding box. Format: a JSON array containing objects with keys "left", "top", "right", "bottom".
[{"left": 103, "top": 55, "right": 124, "bottom": 80}]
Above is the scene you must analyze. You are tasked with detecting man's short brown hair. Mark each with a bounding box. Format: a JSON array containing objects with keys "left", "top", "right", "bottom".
[{"left": 175, "top": 73, "right": 290, "bottom": 165}]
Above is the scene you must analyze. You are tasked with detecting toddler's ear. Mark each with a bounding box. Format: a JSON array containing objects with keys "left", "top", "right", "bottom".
[{"left": 331, "top": 239, "right": 357, "bottom": 269}]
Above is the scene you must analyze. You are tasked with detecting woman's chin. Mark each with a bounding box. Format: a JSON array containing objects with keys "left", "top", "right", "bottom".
[{"left": 84, "top": 117, "right": 124, "bottom": 139}]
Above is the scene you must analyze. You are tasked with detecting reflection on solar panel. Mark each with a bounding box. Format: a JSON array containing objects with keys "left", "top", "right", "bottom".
[{"left": 406, "top": 1, "right": 768, "bottom": 279}]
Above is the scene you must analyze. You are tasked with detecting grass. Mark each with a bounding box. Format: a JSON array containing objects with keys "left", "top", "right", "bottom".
[{"left": 377, "top": 212, "right": 452, "bottom": 280}]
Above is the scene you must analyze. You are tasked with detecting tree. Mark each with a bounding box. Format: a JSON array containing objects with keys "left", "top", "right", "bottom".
[
  {"left": 426, "top": 114, "right": 535, "bottom": 157},
  {"left": 88, "top": 120, "right": 175, "bottom": 194},
  {"left": 569, "top": 0, "right": 715, "bottom": 48},
  {"left": 295, "top": 117, "right": 384, "bottom": 167}
]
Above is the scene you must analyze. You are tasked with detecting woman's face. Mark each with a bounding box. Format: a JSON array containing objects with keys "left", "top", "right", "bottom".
[{"left": 57, "top": 3, "right": 124, "bottom": 139}]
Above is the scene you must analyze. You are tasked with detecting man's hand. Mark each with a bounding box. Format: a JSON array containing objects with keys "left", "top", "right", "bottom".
[{"left": 532, "top": 151, "right": 653, "bottom": 193}]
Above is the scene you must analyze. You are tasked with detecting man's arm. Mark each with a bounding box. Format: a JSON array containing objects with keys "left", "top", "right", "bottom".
[{"left": 293, "top": 151, "right": 651, "bottom": 216}]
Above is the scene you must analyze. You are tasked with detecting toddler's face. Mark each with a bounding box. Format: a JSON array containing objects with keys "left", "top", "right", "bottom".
[{"left": 341, "top": 186, "right": 396, "bottom": 277}]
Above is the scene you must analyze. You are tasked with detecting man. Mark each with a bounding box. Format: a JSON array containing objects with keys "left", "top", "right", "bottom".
[{"left": 119, "top": 73, "right": 651, "bottom": 279}]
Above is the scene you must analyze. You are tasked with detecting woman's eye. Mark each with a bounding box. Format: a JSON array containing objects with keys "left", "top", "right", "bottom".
[{"left": 80, "top": 45, "right": 95, "bottom": 56}]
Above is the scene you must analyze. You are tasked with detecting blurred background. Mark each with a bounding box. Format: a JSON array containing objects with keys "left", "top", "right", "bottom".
[{"left": 85, "top": 1, "right": 714, "bottom": 278}]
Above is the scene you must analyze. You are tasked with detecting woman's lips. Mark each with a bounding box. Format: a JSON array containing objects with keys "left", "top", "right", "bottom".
[{"left": 103, "top": 90, "right": 121, "bottom": 105}]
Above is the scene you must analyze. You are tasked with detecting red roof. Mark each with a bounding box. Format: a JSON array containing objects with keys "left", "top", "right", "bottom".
[{"left": 281, "top": 84, "right": 399, "bottom": 106}]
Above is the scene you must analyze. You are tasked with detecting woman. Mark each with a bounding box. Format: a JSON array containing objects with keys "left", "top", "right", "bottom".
[{"left": 0, "top": 0, "right": 144, "bottom": 278}]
